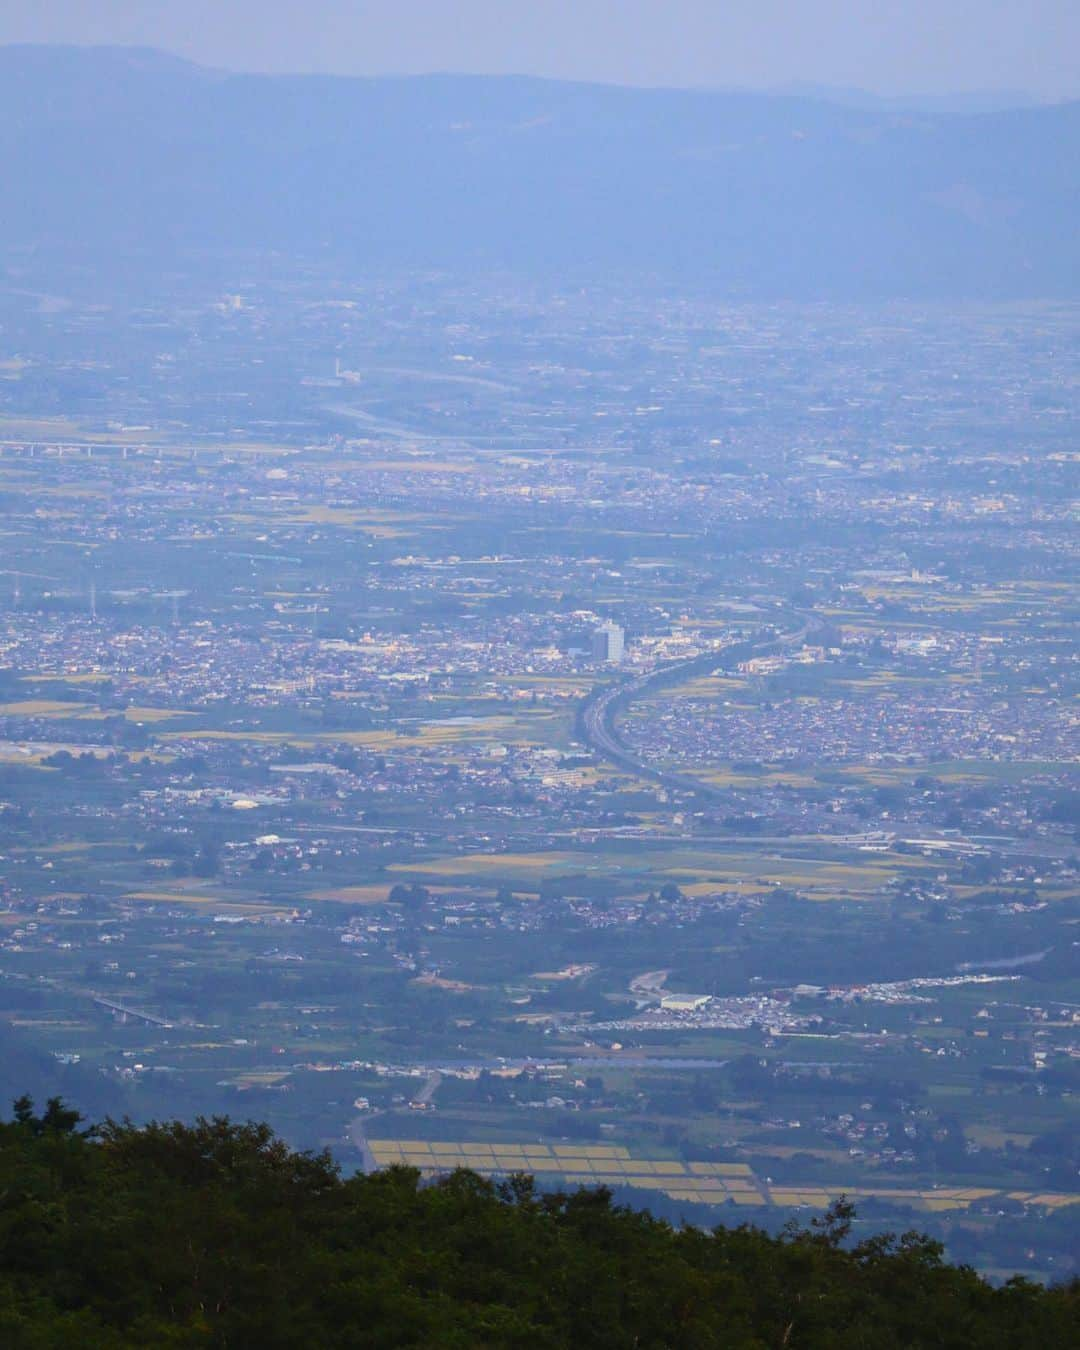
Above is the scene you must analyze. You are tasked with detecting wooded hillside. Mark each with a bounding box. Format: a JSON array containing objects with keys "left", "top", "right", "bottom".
[{"left": 0, "top": 1099, "right": 1075, "bottom": 1347}]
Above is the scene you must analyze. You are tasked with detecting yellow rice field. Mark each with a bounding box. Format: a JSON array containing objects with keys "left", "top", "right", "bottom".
[{"left": 368, "top": 1139, "right": 1079, "bottom": 1214}]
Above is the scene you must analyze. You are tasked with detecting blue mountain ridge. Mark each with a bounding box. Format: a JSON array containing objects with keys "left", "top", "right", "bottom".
[{"left": 2, "top": 45, "right": 1076, "bottom": 297}]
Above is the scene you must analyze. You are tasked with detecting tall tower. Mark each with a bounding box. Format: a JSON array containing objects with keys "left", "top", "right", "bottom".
[{"left": 591, "top": 621, "right": 625, "bottom": 664}]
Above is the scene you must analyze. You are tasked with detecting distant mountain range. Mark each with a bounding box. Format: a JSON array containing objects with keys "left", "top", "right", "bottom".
[
  {"left": 765, "top": 82, "right": 1047, "bottom": 115},
  {"left": 2, "top": 45, "right": 1076, "bottom": 298}
]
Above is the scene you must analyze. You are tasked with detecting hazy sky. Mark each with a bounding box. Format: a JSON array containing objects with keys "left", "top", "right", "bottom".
[{"left": 3, "top": 1, "right": 1078, "bottom": 99}]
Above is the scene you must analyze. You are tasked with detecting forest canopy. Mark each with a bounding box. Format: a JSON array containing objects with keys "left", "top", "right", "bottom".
[{"left": 0, "top": 1098, "right": 1076, "bottom": 1348}]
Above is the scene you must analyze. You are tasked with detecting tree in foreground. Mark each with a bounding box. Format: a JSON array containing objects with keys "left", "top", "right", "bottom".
[{"left": 0, "top": 1098, "right": 1075, "bottom": 1347}]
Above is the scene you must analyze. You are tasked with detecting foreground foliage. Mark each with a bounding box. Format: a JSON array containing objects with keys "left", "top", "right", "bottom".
[{"left": 0, "top": 1099, "right": 1075, "bottom": 1347}]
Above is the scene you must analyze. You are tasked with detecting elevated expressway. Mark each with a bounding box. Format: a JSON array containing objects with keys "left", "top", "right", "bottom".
[{"left": 576, "top": 612, "right": 821, "bottom": 800}]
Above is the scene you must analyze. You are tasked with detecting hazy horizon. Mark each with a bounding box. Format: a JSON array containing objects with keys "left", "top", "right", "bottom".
[
  {"left": 3, "top": 1, "right": 1079, "bottom": 101},
  {"left": 0, "top": 39, "right": 1066, "bottom": 110}
]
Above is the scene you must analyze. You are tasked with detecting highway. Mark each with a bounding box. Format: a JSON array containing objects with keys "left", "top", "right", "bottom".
[
  {"left": 577, "top": 612, "right": 820, "bottom": 800},
  {"left": 412, "top": 1070, "right": 443, "bottom": 1108},
  {"left": 92, "top": 995, "right": 174, "bottom": 1028}
]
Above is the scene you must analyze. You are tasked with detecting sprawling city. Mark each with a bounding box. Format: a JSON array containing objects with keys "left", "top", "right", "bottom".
[{"left": 0, "top": 265, "right": 1075, "bottom": 1284}]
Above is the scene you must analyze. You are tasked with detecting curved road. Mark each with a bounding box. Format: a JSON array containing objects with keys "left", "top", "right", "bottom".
[{"left": 578, "top": 611, "right": 821, "bottom": 799}]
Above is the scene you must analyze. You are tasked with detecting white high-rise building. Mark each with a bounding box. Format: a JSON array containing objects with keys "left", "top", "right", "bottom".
[{"left": 591, "top": 621, "right": 625, "bottom": 664}]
